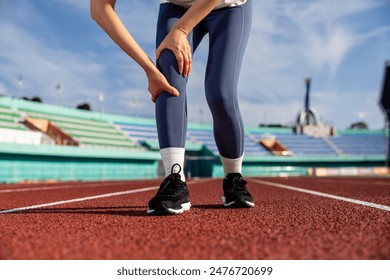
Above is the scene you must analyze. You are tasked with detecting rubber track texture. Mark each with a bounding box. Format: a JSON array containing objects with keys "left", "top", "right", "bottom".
[{"left": 0, "top": 177, "right": 389, "bottom": 260}]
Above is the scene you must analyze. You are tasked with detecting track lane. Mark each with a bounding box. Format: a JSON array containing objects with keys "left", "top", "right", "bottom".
[
  {"left": 248, "top": 178, "right": 390, "bottom": 212},
  {"left": 0, "top": 180, "right": 160, "bottom": 210},
  {"left": 0, "top": 177, "right": 389, "bottom": 260},
  {"left": 252, "top": 177, "right": 390, "bottom": 206},
  {"left": 0, "top": 179, "right": 213, "bottom": 213}
]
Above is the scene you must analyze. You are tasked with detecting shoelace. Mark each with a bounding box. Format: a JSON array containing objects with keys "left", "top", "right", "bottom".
[
  {"left": 170, "top": 163, "right": 182, "bottom": 176},
  {"left": 230, "top": 176, "right": 248, "bottom": 193},
  {"left": 158, "top": 164, "right": 185, "bottom": 195}
]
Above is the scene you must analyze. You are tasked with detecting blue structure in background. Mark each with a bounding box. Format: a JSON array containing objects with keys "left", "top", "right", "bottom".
[
  {"left": 0, "top": 78, "right": 387, "bottom": 183},
  {"left": 379, "top": 61, "right": 390, "bottom": 167}
]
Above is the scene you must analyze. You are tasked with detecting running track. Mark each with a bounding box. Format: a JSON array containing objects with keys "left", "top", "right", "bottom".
[{"left": 0, "top": 177, "right": 389, "bottom": 260}]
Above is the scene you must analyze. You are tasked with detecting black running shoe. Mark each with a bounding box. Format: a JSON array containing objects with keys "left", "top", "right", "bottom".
[
  {"left": 222, "top": 173, "right": 255, "bottom": 208},
  {"left": 147, "top": 164, "right": 191, "bottom": 215}
]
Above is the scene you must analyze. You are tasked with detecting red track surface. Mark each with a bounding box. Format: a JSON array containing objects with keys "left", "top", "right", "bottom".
[{"left": 0, "top": 177, "right": 389, "bottom": 260}]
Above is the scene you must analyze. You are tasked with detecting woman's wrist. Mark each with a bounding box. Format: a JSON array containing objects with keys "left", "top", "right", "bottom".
[
  {"left": 140, "top": 56, "right": 158, "bottom": 76},
  {"left": 144, "top": 64, "right": 161, "bottom": 80},
  {"left": 171, "top": 23, "right": 189, "bottom": 37}
]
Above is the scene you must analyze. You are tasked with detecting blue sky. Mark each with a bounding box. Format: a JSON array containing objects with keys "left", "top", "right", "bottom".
[{"left": 0, "top": 0, "right": 389, "bottom": 129}]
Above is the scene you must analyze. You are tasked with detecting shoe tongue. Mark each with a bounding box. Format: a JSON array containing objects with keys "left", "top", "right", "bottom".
[
  {"left": 168, "top": 173, "right": 184, "bottom": 188},
  {"left": 171, "top": 172, "right": 182, "bottom": 181},
  {"left": 226, "top": 173, "right": 242, "bottom": 180}
]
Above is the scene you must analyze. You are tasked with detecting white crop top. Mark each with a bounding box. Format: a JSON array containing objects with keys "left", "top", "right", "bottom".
[{"left": 159, "top": 0, "right": 247, "bottom": 10}]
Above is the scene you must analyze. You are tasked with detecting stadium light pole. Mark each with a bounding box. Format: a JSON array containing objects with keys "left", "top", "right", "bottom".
[
  {"left": 98, "top": 91, "right": 104, "bottom": 113},
  {"left": 17, "top": 76, "right": 24, "bottom": 97},
  {"left": 55, "top": 82, "right": 63, "bottom": 106},
  {"left": 199, "top": 108, "right": 204, "bottom": 124},
  {"left": 304, "top": 78, "right": 311, "bottom": 125}
]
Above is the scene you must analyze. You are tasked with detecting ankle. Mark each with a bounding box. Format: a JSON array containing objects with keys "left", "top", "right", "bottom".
[{"left": 220, "top": 155, "right": 243, "bottom": 177}]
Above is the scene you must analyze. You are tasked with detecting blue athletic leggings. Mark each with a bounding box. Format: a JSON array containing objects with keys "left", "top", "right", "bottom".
[{"left": 155, "top": 1, "right": 252, "bottom": 159}]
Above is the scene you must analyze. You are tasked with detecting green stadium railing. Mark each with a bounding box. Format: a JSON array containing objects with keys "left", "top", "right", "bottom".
[
  {"left": 1, "top": 95, "right": 387, "bottom": 182},
  {"left": 0, "top": 142, "right": 160, "bottom": 183}
]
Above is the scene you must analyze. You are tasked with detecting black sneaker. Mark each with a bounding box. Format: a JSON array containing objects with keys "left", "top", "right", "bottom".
[
  {"left": 147, "top": 163, "right": 191, "bottom": 215},
  {"left": 222, "top": 173, "right": 255, "bottom": 208}
]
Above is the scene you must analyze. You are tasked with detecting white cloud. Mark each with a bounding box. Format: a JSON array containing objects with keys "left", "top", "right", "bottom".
[
  {"left": 303, "top": 25, "right": 357, "bottom": 73},
  {"left": 248, "top": 0, "right": 381, "bottom": 74},
  {"left": 356, "top": 26, "right": 390, "bottom": 44},
  {"left": 0, "top": 0, "right": 388, "bottom": 129},
  {"left": 52, "top": 0, "right": 90, "bottom": 13},
  {"left": 0, "top": 21, "right": 106, "bottom": 107},
  {"left": 234, "top": 0, "right": 389, "bottom": 128}
]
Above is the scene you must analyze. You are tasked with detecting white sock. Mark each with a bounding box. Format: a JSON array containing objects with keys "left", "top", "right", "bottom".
[
  {"left": 220, "top": 155, "right": 244, "bottom": 178},
  {"left": 160, "top": 147, "right": 186, "bottom": 181}
]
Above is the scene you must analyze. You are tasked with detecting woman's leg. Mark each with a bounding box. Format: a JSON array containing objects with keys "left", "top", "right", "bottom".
[
  {"left": 204, "top": 2, "right": 254, "bottom": 207},
  {"left": 204, "top": 2, "right": 252, "bottom": 173},
  {"left": 147, "top": 4, "right": 208, "bottom": 215},
  {"left": 155, "top": 4, "right": 189, "bottom": 179},
  {"left": 155, "top": 4, "right": 207, "bottom": 180}
]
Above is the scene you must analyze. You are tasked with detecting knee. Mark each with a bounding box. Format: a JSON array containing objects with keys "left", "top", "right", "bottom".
[
  {"left": 206, "top": 89, "right": 234, "bottom": 116},
  {"left": 157, "top": 49, "right": 178, "bottom": 73}
]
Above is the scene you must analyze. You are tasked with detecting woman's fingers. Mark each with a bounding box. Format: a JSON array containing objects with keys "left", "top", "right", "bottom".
[
  {"left": 175, "top": 51, "right": 184, "bottom": 76},
  {"left": 166, "top": 84, "right": 179, "bottom": 97},
  {"left": 147, "top": 70, "right": 180, "bottom": 103},
  {"left": 155, "top": 43, "right": 164, "bottom": 61},
  {"left": 183, "top": 47, "right": 192, "bottom": 77},
  {"left": 155, "top": 29, "right": 192, "bottom": 77},
  {"left": 150, "top": 85, "right": 179, "bottom": 103}
]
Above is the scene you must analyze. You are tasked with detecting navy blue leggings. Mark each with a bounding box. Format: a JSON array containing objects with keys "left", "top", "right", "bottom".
[{"left": 155, "top": 1, "right": 252, "bottom": 159}]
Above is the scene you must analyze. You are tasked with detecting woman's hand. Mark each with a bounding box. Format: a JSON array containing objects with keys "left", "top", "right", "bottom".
[
  {"left": 90, "top": 0, "right": 179, "bottom": 103},
  {"left": 155, "top": 0, "right": 220, "bottom": 78},
  {"left": 156, "top": 28, "right": 192, "bottom": 78},
  {"left": 146, "top": 68, "right": 180, "bottom": 103}
]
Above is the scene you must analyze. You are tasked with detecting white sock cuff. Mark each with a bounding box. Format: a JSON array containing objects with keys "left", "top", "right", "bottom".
[
  {"left": 160, "top": 147, "right": 186, "bottom": 180},
  {"left": 160, "top": 147, "right": 185, "bottom": 155},
  {"left": 220, "top": 154, "right": 244, "bottom": 177}
]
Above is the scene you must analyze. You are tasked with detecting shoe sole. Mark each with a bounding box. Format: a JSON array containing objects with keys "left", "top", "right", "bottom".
[
  {"left": 222, "top": 196, "right": 255, "bottom": 208},
  {"left": 147, "top": 201, "right": 191, "bottom": 215}
]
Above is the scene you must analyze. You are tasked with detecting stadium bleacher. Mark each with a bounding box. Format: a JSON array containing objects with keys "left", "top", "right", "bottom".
[
  {"left": 111, "top": 122, "right": 272, "bottom": 156},
  {"left": 114, "top": 121, "right": 208, "bottom": 152},
  {"left": 0, "top": 103, "right": 27, "bottom": 131},
  {"left": 0, "top": 95, "right": 387, "bottom": 182},
  {"left": 271, "top": 133, "right": 337, "bottom": 156},
  {"left": 328, "top": 134, "right": 386, "bottom": 155},
  {"left": 1, "top": 96, "right": 386, "bottom": 156},
  {"left": 187, "top": 128, "right": 271, "bottom": 156},
  {"left": 248, "top": 130, "right": 337, "bottom": 156},
  {"left": 17, "top": 108, "right": 143, "bottom": 150}
]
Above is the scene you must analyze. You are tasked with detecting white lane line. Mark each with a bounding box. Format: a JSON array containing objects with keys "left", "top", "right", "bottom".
[
  {"left": 0, "top": 178, "right": 215, "bottom": 194},
  {"left": 311, "top": 179, "right": 390, "bottom": 186},
  {"left": 0, "top": 182, "right": 130, "bottom": 194},
  {"left": 0, "top": 179, "right": 214, "bottom": 214},
  {"left": 249, "top": 179, "right": 390, "bottom": 212},
  {"left": 0, "top": 186, "right": 159, "bottom": 214}
]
